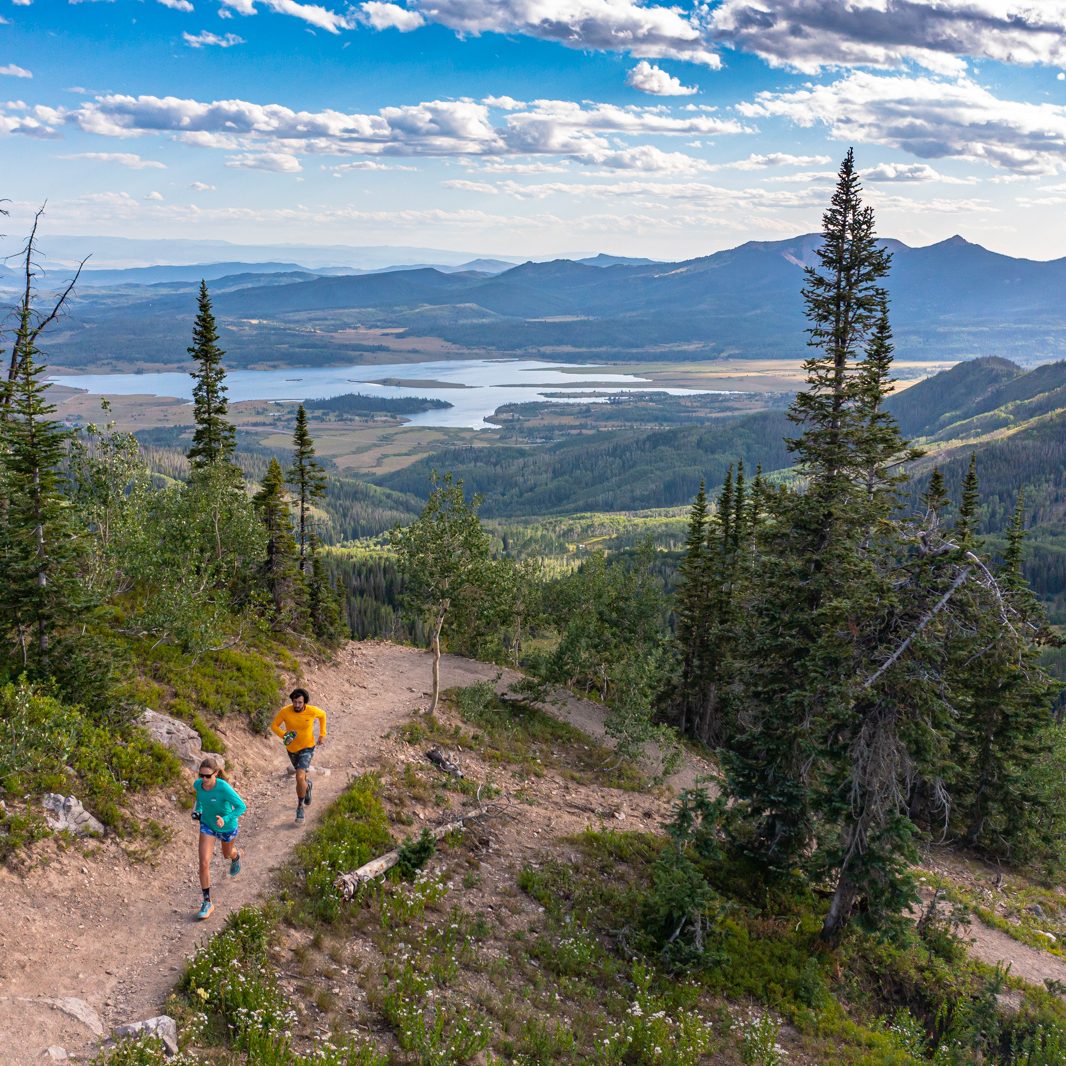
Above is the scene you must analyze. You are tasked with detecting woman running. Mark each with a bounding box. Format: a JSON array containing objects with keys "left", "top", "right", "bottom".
[{"left": 192, "top": 756, "right": 247, "bottom": 920}]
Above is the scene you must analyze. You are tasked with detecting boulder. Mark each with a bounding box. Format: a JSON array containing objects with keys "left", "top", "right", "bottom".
[
  {"left": 110, "top": 1016, "right": 179, "bottom": 1057},
  {"left": 41, "top": 795, "right": 105, "bottom": 838},
  {"left": 41, "top": 1048, "right": 68, "bottom": 1061},
  {"left": 138, "top": 710, "right": 203, "bottom": 769}
]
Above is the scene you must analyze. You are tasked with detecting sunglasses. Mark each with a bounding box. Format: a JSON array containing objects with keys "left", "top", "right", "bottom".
[{"left": 199, "top": 771, "right": 216, "bottom": 779}]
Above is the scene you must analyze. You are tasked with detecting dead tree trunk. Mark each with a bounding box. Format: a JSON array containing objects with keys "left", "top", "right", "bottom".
[{"left": 334, "top": 810, "right": 484, "bottom": 900}]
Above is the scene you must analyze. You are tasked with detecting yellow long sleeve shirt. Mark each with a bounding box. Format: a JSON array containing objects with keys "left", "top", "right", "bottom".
[{"left": 270, "top": 703, "right": 327, "bottom": 752}]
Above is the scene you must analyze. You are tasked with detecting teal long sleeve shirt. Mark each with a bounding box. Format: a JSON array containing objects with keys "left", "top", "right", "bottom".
[{"left": 194, "top": 778, "right": 247, "bottom": 833}]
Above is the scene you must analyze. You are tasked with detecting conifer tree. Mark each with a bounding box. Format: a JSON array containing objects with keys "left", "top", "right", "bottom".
[
  {"left": 187, "top": 281, "right": 237, "bottom": 470},
  {"left": 288, "top": 404, "right": 327, "bottom": 572},
  {"left": 0, "top": 317, "right": 83, "bottom": 669},
  {"left": 252, "top": 457, "right": 305, "bottom": 626},
  {"left": 307, "top": 529, "right": 344, "bottom": 644},
  {"left": 669, "top": 481, "right": 709, "bottom": 738},
  {"left": 956, "top": 453, "right": 980, "bottom": 546},
  {"left": 923, "top": 467, "right": 949, "bottom": 517}
]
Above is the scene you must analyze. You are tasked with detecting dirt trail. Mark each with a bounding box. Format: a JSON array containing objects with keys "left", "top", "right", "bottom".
[{"left": 0, "top": 641, "right": 1060, "bottom": 1062}]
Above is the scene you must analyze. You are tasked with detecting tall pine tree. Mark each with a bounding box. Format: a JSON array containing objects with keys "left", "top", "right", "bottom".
[
  {"left": 0, "top": 316, "right": 83, "bottom": 671},
  {"left": 287, "top": 404, "right": 327, "bottom": 572},
  {"left": 252, "top": 457, "right": 305, "bottom": 627},
  {"left": 187, "top": 281, "right": 237, "bottom": 470}
]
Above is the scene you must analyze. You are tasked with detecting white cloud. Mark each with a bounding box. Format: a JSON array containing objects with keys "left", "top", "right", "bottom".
[
  {"left": 145, "top": 191, "right": 165, "bottom": 201},
  {"left": 329, "top": 159, "right": 415, "bottom": 171},
  {"left": 482, "top": 95, "right": 525, "bottom": 111},
  {"left": 739, "top": 72, "right": 1066, "bottom": 175},
  {"left": 220, "top": 0, "right": 354, "bottom": 33},
  {"left": 359, "top": 2, "right": 424, "bottom": 31},
  {"left": 0, "top": 64, "right": 32, "bottom": 78},
  {"left": 728, "top": 152, "right": 832, "bottom": 169},
  {"left": 370, "top": 0, "right": 721, "bottom": 67},
  {"left": 592, "top": 144, "right": 704, "bottom": 173},
  {"left": 710, "top": 0, "right": 1066, "bottom": 75},
  {"left": 190, "top": 180, "right": 215, "bottom": 190},
  {"left": 60, "top": 151, "right": 167, "bottom": 169},
  {"left": 625, "top": 60, "right": 697, "bottom": 97},
  {"left": 225, "top": 150, "right": 303, "bottom": 171},
  {"left": 61, "top": 92, "right": 748, "bottom": 167},
  {"left": 183, "top": 30, "right": 244, "bottom": 47},
  {"left": 864, "top": 162, "right": 952, "bottom": 182},
  {"left": 158, "top": 0, "right": 194, "bottom": 10}
]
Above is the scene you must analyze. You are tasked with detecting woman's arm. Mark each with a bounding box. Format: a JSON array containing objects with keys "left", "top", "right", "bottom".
[{"left": 224, "top": 782, "right": 248, "bottom": 818}]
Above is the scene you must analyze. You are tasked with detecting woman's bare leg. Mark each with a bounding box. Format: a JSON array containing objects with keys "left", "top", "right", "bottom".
[{"left": 198, "top": 832, "right": 214, "bottom": 891}]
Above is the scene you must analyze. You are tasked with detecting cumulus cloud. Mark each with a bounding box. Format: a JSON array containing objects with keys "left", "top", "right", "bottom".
[
  {"left": 221, "top": 0, "right": 354, "bottom": 33},
  {"left": 864, "top": 162, "right": 947, "bottom": 182},
  {"left": 367, "top": 0, "right": 721, "bottom": 67},
  {"left": 728, "top": 152, "right": 832, "bottom": 169},
  {"left": 482, "top": 95, "right": 525, "bottom": 111},
  {"left": 625, "top": 61, "right": 697, "bottom": 96},
  {"left": 145, "top": 191, "right": 165, "bottom": 201},
  {"left": 226, "top": 150, "right": 303, "bottom": 171},
  {"left": 158, "top": 0, "right": 194, "bottom": 10},
  {"left": 359, "top": 1, "right": 424, "bottom": 30},
  {"left": 329, "top": 159, "right": 416, "bottom": 171},
  {"left": 0, "top": 64, "right": 32, "bottom": 78},
  {"left": 739, "top": 72, "right": 1066, "bottom": 174},
  {"left": 183, "top": 30, "right": 244, "bottom": 47},
  {"left": 710, "top": 0, "right": 1066, "bottom": 75},
  {"left": 56, "top": 92, "right": 747, "bottom": 168},
  {"left": 190, "top": 180, "right": 215, "bottom": 190},
  {"left": 61, "top": 151, "right": 167, "bottom": 169}
]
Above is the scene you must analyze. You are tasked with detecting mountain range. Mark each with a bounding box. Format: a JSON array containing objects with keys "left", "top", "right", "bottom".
[{"left": 21, "top": 233, "right": 1066, "bottom": 370}]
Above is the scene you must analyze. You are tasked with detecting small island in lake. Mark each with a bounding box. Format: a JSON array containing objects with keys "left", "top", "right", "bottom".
[{"left": 305, "top": 392, "right": 454, "bottom": 416}]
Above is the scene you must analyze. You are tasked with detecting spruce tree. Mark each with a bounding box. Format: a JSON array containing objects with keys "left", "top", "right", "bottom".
[
  {"left": 0, "top": 320, "right": 83, "bottom": 670},
  {"left": 307, "top": 530, "right": 344, "bottom": 644},
  {"left": 288, "top": 404, "right": 327, "bottom": 572},
  {"left": 187, "top": 281, "right": 237, "bottom": 470},
  {"left": 669, "top": 481, "right": 709, "bottom": 738},
  {"left": 252, "top": 457, "right": 305, "bottom": 626},
  {"left": 956, "top": 453, "right": 980, "bottom": 546}
]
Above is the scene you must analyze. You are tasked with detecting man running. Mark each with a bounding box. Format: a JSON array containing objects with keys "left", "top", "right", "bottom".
[{"left": 270, "top": 687, "right": 327, "bottom": 823}]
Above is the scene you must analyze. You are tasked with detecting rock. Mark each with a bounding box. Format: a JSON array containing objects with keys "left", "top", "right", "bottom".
[
  {"left": 200, "top": 752, "right": 226, "bottom": 771},
  {"left": 285, "top": 764, "right": 329, "bottom": 776},
  {"left": 138, "top": 710, "right": 203, "bottom": 769},
  {"left": 1028, "top": 903, "right": 1045, "bottom": 918},
  {"left": 111, "top": 1015, "right": 179, "bottom": 1056},
  {"left": 41, "top": 795, "right": 105, "bottom": 838},
  {"left": 1037, "top": 929, "right": 1058, "bottom": 942},
  {"left": 41, "top": 1049, "right": 68, "bottom": 1061},
  {"left": 39, "top": 997, "right": 104, "bottom": 1036}
]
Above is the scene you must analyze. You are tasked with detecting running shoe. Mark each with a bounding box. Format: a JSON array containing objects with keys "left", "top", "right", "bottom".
[
  {"left": 303, "top": 779, "right": 313, "bottom": 806},
  {"left": 229, "top": 853, "right": 241, "bottom": 877},
  {"left": 197, "top": 900, "right": 215, "bottom": 920},
  {"left": 295, "top": 804, "right": 305, "bottom": 822}
]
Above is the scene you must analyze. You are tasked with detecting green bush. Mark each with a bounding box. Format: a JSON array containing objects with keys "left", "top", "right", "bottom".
[{"left": 0, "top": 678, "right": 180, "bottom": 835}]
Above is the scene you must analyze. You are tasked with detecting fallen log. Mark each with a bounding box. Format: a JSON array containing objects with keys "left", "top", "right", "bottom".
[{"left": 334, "top": 809, "right": 489, "bottom": 900}]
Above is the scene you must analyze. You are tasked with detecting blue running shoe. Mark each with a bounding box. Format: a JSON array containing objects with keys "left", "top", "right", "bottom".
[
  {"left": 303, "top": 779, "right": 312, "bottom": 806},
  {"left": 229, "top": 853, "right": 241, "bottom": 877},
  {"left": 197, "top": 900, "right": 214, "bottom": 920},
  {"left": 295, "top": 804, "right": 305, "bottom": 822}
]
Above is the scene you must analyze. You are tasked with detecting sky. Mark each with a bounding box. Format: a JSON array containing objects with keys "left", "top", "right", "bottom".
[{"left": 2, "top": 1, "right": 1066, "bottom": 263}]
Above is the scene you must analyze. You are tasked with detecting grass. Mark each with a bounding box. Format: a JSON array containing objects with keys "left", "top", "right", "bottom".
[
  {"left": 278, "top": 773, "right": 394, "bottom": 927},
  {"left": 124, "top": 633, "right": 293, "bottom": 748},
  {"left": 401, "top": 681, "right": 646, "bottom": 791}
]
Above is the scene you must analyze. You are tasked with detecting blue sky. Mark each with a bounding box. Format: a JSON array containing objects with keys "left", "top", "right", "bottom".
[{"left": 3, "top": 1, "right": 1066, "bottom": 263}]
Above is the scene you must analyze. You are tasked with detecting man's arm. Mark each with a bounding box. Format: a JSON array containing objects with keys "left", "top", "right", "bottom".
[
  {"left": 269, "top": 705, "right": 291, "bottom": 740},
  {"left": 315, "top": 706, "right": 327, "bottom": 741}
]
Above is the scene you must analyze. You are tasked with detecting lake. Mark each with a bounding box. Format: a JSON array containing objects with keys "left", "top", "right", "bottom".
[{"left": 49, "top": 358, "right": 728, "bottom": 429}]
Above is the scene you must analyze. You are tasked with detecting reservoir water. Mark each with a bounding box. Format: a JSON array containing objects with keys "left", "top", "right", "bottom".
[{"left": 49, "top": 358, "right": 723, "bottom": 429}]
